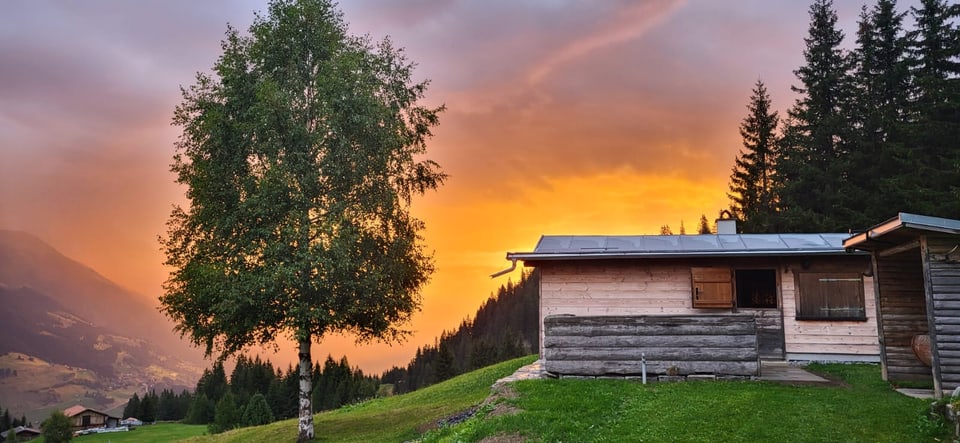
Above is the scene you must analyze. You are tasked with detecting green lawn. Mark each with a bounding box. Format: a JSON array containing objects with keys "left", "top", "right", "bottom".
[
  {"left": 183, "top": 356, "right": 536, "bottom": 442},
  {"left": 46, "top": 359, "right": 951, "bottom": 442},
  {"left": 423, "top": 363, "right": 950, "bottom": 442},
  {"left": 53, "top": 423, "right": 207, "bottom": 443}
]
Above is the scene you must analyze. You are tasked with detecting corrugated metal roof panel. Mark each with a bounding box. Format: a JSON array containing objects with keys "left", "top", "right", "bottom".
[{"left": 508, "top": 233, "right": 858, "bottom": 261}]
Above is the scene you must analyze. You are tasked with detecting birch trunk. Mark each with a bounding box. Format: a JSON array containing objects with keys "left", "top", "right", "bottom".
[{"left": 297, "top": 337, "right": 314, "bottom": 442}]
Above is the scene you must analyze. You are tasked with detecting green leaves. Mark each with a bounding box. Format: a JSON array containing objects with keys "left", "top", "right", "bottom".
[{"left": 161, "top": 0, "right": 443, "bottom": 368}]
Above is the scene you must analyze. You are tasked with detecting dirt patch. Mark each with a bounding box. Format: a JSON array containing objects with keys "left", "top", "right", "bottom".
[
  {"left": 417, "top": 383, "right": 525, "bottom": 436},
  {"left": 478, "top": 432, "right": 526, "bottom": 443},
  {"left": 485, "top": 383, "right": 519, "bottom": 403},
  {"left": 487, "top": 402, "right": 521, "bottom": 418}
]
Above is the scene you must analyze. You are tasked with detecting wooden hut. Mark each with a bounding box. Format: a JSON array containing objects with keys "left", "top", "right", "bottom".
[
  {"left": 502, "top": 219, "right": 879, "bottom": 378},
  {"left": 844, "top": 213, "right": 960, "bottom": 397},
  {"left": 63, "top": 405, "right": 121, "bottom": 432}
]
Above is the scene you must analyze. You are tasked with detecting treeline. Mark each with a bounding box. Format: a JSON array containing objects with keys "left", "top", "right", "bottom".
[
  {"left": 729, "top": 0, "right": 960, "bottom": 233},
  {"left": 0, "top": 405, "right": 30, "bottom": 432},
  {"left": 381, "top": 270, "right": 539, "bottom": 394},
  {"left": 123, "top": 354, "right": 378, "bottom": 434}
]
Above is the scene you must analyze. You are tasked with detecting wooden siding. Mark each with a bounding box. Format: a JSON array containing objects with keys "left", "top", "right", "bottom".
[
  {"left": 539, "top": 257, "right": 878, "bottom": 361},
  {"left": 543, "top": 314, "right": 758, "bottom": 376},
  {"left": 781, "top": 260, "right": 880, "bottom": 359},
  {"left": 874, "top": 247, "right": 931, "bottom": 382},
  {"left": 927, "top": 235, "right": 960, "bottom": 392}
]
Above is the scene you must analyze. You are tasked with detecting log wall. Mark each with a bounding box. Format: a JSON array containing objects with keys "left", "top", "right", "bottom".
[
  {"left": 927, "top": 235, "right": 960, "bottom": 392},
  {"left": 543, "top": 314, "right": 759, "bottom": 376}
]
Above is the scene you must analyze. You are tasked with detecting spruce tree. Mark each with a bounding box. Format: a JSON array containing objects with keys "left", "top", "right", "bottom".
[
  {"left": 846, "top": 0, "right": 912, "bottom": 227},
  {"left": 697, "top": 214, "right": 712, "bottom": 234},
  {"left": 904, "top": 0, "right": 960, "bottom": 218},
  {"left": 123, "top": 393, "right": 140, "bottom": 418},
  {"left": 185, "top": 394, "right": 215, "bottom": 424},
  {"left": 777, "top": 0, "right": 854, "bottom": 232},
  {"left": 209, "top": 392, "right": 240, "bottom": 434},
  {"left": 241, "top": 393, "right": 274, "bottom": 427},
  {"left": 729, "top": 80, "right": 780, "bottom": 233}
]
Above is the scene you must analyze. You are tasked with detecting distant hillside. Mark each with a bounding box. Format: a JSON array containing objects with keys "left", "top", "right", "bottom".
[
  {"left": 382, "top": 270, "right": 539, "bottom": 392},
  {"left": 0, "top": 230, "right": 204, "bottom": 423}
]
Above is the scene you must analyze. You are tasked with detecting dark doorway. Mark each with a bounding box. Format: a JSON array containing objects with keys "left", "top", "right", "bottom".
[
  {"left": 735, "top": 269, "right": 784, "bottom": 359},
  {"left": 736, "top": 269, "right": 778, "bottom": 308}
]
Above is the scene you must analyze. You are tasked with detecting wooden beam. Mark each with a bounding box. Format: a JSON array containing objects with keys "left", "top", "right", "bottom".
[
  {"left": 921, "top": 236, "right": 944, "bottom": 398},
  {"left": 879, "top": 240, "right": 920, "bottom": 258}
]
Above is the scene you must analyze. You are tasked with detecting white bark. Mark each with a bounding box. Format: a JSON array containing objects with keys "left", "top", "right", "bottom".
[{"left": 297, "top": 337, "right": 314, "bottom": 442}]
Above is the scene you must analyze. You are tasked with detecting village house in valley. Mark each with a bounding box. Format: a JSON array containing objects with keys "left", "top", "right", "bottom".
[
  {"left": 501, "top": 217, "right": 880, "bottom": 378},
  {"left": 63, "top": 405, "right": 121, "bottom": 433}
]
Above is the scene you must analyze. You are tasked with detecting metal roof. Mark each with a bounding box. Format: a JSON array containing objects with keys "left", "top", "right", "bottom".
[
  {"left": 506, "top": 233, "right": 859, "bottom": 261},
  {"left": 843, "top": 212, "right": 960, "bottom": 251}
]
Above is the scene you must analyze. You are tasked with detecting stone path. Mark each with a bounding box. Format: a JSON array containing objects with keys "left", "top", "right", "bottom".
[
  {"left": 494, "top": 360, "right": 546, "bottom": 385},
  {"left": 896, "top": 388, "right": 936, "bottom": 399},
  {"left": 758, "top": 361, "right": 830, "bottom": 384}
]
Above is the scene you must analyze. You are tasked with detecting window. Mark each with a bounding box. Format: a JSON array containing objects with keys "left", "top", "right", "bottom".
[
  {"left": 735, "top": 269, "right": 777, "bottom": 308},
  {"left": 795, "top": 272, "right": 866, "bottom": 321},
  {"left": 691, "top": 267, "right": 733, "bottom": 308}
]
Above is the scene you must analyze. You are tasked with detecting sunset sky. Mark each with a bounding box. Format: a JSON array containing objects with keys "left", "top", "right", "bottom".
[{"left": 0, "top": 0, "right": 919, "bottom": 373}]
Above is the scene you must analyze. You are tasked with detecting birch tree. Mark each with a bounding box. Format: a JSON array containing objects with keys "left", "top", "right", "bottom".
[{"left": 160, "top": 1, "right": 444, "bottom": 440}]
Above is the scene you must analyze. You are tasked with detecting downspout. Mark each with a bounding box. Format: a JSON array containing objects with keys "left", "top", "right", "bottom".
[{"left": 490, "top": 258, "right": 518, "bottom": 278}]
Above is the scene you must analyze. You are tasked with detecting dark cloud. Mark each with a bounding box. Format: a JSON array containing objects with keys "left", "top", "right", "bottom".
[{"left": 0, "top": 0, "right": 926, "bottom": 372}]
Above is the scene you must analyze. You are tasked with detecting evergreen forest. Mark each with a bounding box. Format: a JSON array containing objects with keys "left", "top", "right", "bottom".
[{"left": 728, "top": 0, "right": 960, "bottom": 233}]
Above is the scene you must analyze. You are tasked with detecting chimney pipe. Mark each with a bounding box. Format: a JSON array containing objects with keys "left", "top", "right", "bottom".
[{"left": 716, "top": 210, "right": 737, "bottom": 235}]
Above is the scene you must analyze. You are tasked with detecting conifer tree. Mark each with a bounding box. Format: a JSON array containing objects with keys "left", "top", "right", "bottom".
[
  {"left": 209, "top": 392, "right": 240, "bottom": 434},
  {"left": 845, "top": 0, "right": 912, "bottom": 227},
  {"left": 123, "top": 393, "right": 140, "bottom": 419},
  {"left": 697, "top": 214, "right": 712, "bottom": 234},
  {"left": 729, "top": 80, "right": 780, "bottom": 233},
  {"left": 904, "top": 0, "right": 960, "bottom": 218},
  {"left": 777, "top": 0, "right": 854, "bottom": 232},
  {"left": 241, "top": 393, "right": 274, "bottom": 427}
]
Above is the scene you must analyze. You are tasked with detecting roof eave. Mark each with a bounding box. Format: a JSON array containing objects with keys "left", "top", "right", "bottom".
[{"left": 506, "top": 249, "right": 862, "bottom": 262}]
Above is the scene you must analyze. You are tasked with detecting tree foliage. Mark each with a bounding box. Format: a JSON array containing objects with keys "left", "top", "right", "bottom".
[
  {"left": 209, "top": 392, "right": 240, "bottom": 434},
  {"left": 733, "top": 0, "right": 959, "bottom": 232},
  {"left": 729, "top": 80, "right": 779, "bottom": 233},
  {"left": 381, "top": 270, "right": 539, "bottom": 394},
  {"left": 160, "top": 0, "right": 444, "bottom": 440},
  {"left": 41, "top": 411, "right": 72, "bottom": 443},
  {"left": 776, "top": 0, "right": 854, "bottom": 232},
  {"left": 241, "top": 393, "right": 274, "bottom": 427}
]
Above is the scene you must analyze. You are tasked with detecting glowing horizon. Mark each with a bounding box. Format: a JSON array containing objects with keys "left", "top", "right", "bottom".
[{"left": 0, "top": 0, "right": 918, "bottom": 373}]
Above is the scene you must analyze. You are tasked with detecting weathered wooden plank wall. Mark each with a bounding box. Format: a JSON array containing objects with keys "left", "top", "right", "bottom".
[
  {"left": 538, "top": 257, "right": 878, "bottom": 361},
  {"left": 780, "top": 258, "right": 880, "bottom": 359},
  {"left": 543, "top": 315, "right": 759, "bottom": 376},
  {"left": 927, "top": 235, "right": 960, "bottom": 392},
  {"left": 875, "top": 248, "right": 930, "bottom": 382}
]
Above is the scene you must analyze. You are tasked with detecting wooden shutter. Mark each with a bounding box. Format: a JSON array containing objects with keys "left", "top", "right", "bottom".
[
  {"left": 692, "top": 267, "right": 733, "bottom": 308},
  {"left": 796, "top": 272, "right": 866, "bottom": 320}
]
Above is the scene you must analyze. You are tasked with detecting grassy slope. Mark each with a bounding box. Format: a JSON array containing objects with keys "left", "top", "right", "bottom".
[
  {"left": 426, "top": 363, "right": 949, "bottom": 443},
  {"left": 183, "top": 356, "right": 536, "bottom": 443},
  {"left": 57, "top": 359, "right": 949, "bottom": 442}
]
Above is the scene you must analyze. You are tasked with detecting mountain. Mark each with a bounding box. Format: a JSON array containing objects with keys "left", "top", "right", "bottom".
[{"left": 0, "top": 230, "right": 204, "bottom": 422}]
